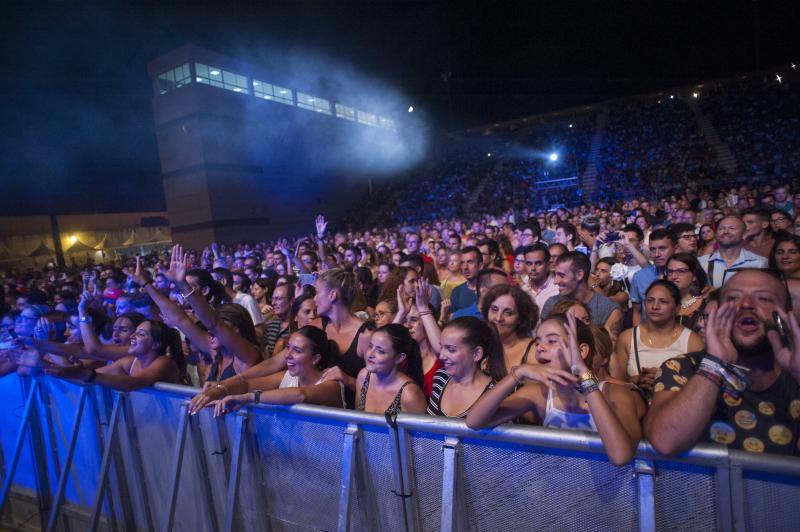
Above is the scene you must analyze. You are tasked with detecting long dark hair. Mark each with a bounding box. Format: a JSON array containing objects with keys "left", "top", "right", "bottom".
[
  {"left": 542, "top": 314, "right": 597, "bottom": 370},
  {"left": 374, "top": 323, "right": 424, "bottom": 389},
  {"left": 668, "top": 252, "right": 708, "bottom": 294},
  {"left": 444, "top": 316, "right": 505, "bottom": 381},
  {"left": 479, "top": 284, "right": 538, "bottom": 338},
  {"left": 147, "top": 319, "right": 185, "bottom": 374},
  {"left": 216, "top": 303, "right": 259, "bottom": 346},
  {"left": 769, "top": 232, "right": 800, "bottom": 272}
]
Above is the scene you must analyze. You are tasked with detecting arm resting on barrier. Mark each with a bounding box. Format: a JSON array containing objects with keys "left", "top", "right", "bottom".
[
  {"left": 643, "top": 375, "right": 720, "bottom": 456},
  {"left": 46, "top": 355, "right": 178, "bottom": 391},
  {"left": 586, "top": 382, "right": 646, "bottom": 466},
  {"left": 215, "top": 380, "right": 345, "bottom": 415},
  {"left": 466, "top": 373, "right": 543, "bottom": 429}
]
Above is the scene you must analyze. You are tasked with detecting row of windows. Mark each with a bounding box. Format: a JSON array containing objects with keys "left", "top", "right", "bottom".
[
  {"left": 155, "top": 62, "right": 396, "bottom": 130},
  {"left": 157, "top": 63, "right": 192, "bottom": 95}
]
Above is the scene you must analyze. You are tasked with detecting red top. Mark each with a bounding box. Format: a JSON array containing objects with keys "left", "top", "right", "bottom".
[{"left": 423, "top": 358, "right": 444, "bottom": 398}]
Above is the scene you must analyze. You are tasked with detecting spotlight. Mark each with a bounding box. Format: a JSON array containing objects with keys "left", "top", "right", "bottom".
[
  {"left": 408, "top": 106, "right": 414, "bottom": 113},
  {"left": 692, "top": 92, "right": 699, "bottom": 98},
  {"left": 487, "top": 152, "right": 492, "bottom": 157},
  {"left": 776, "top": 74, "right": 783, "bottom": 83},
  {"left": 549, "top": 153, "right": 559, "bottom": 162},
  {"left": 69, "top": 235, "right": 78, "bottom": 245},
  {"left": 569, "top": 123, "right": 573, "bottom": 128},
  {"left": 669, "top": 95, "right": 674, "bottom": 100},
  {"left": 792, "top": 63, "right": 796, "bottom": 70}
]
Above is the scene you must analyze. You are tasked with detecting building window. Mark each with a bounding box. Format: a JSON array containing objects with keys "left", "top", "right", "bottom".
[
  {"left": 156, "top": 63, "right": 192, "bottom": 95},
  {"left": 253, "top": 80, "right": 294, "bottom": 105},
  {"left": 297, "top": 92, "right": 332, "bottom": 115},
  {"left": 194, "top": 63, "right": 249, "bottom": 94},
  {"left": 335, "top": 104, "right": 356, "bottom": 121},
  {"left": 357, "top": 110, "right": 378, "bottom": 127},
  {"left": 379, "top": 116, "right": 396, "bottom": 130}
]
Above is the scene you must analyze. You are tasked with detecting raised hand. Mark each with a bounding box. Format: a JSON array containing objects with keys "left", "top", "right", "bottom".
[
  {"left": 562, "top": 312, "right": 589, "bottom": 374},
  {"left": 315, "top": 215, "right": 328, "bottom": 238},
  {"left": 767, "top": 308, "right": 800, "bottom": 380},
  {"left": 513, "top": 363, "right": 576, "bottom": 391},
  {"left": 131, "top": 256, "right": 148, "bottom": 286},
  {"left": 705, "top": 302, "right": 738, "bottom": 363},
  {"left": 163, "top": 245, "right": 188, "bottom": 286},
  {"left": 396, "top": 285, "right": 408, "bottom": 316},
  {"left": 415, "top": 277, "right": 432, "bottom": 310},
  {"left": 78, "top": 291, "right": 91, "bottom": 315}
]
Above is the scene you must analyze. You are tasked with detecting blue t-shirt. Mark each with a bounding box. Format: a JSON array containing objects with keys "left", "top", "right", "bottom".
[
  {"left": 450, "top": 282, "right": 478, "bottom": 313},
  {"left": 452, "top": 303, "right": 482, "bottom": 320}
]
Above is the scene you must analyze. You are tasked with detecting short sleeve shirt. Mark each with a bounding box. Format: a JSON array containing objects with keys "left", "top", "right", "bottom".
[{"left": 655, "top": 352, "right": 800, "bottom": 455}]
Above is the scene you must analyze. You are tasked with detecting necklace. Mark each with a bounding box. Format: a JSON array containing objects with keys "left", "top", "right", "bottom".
[
  {"left": 644, "top": 325, "right": 680, "bottom": 347},
  {"left": 681, "top": 296, "right": 699, "bottom": 310}
]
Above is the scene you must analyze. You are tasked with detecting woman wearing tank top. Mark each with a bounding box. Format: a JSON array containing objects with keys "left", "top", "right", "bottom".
[
  {"left": 356, "top": 324, "right": 427, "bottom": 415},
  {"left": 427, "top": 317, "right": 497, "bottom": 417},
  {"left": 212, "top": 326, "right": 345, "bottom": 415},
  {"left": 611, "top": 281, "right": 704, "bottom": 396},
  {"left": 467, "top": 313, "right": 646, "bottom": 466}
]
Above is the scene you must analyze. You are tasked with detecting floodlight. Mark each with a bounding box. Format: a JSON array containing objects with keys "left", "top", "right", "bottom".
[{"left": 549, "top": 153, "right": 558, "bottom": 162}]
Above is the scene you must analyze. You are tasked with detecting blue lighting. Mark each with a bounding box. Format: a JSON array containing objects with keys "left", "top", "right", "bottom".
[{"left": 549, "top": 152, "right": 559, "bottom": 162}]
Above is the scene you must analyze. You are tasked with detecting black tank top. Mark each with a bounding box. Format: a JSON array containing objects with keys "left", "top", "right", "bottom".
[{"left": 324, "top": 319, "right": 374, "bottom": 408}]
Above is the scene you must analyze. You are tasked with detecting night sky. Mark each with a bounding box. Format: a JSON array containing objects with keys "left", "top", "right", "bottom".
[{"left": 0, "top": 1, "right": 798, "bottom": 215}]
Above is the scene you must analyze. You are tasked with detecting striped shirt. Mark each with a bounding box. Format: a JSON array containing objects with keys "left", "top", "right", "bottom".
[{"left": 426, "top": 368, "right": 495, "bottom": 418}]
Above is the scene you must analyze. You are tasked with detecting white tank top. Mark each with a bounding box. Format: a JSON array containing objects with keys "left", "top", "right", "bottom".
[
  {"left": 542, "top": 382, "right": 608, "bottom": 431},
  {"left": 278, "top": 370, "right": 347, "bottom": 408},
  {"left": 627, "top": 326, "right": 691, "bottom": 377}
]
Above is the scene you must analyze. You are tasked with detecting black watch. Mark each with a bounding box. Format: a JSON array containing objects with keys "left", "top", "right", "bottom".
[{"left": 253, "top": 390, "right": 262, "bottom": 403}]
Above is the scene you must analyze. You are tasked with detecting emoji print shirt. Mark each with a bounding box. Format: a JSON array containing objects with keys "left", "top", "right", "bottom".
[{"left": 655, "top": 352, "right": 800, "bottom": 455}]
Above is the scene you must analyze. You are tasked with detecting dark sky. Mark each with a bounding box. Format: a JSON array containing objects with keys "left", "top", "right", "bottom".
[{"left": 0, "top": 1, "right": 798, "bottom": 215}]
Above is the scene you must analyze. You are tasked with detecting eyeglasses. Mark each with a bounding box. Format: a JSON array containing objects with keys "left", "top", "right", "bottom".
[
  {"left": 666, "top": 268, "right": 691, "bottom": 276},
  {"left": 679, "top": 234, "right": 698, "bottom": 240}
]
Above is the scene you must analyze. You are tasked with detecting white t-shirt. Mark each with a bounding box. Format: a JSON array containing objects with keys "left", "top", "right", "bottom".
[{"left": 234, "top": 292, "right": 264, "bottom": 325}]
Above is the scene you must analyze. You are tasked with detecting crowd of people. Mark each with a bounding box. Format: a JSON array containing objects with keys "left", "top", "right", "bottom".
[{"left": 3, "top": 178, "right": 800, "bottom": 464}]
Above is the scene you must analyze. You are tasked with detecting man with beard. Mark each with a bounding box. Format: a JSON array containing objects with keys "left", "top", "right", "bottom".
[
  {"left": 698, "top": 216, "right": 767, "bottom": 288},
  {"left": 645, "top": 269, "right": 800, "bottom": 455}
]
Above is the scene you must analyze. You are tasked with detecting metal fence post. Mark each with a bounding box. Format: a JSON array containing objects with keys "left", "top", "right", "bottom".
[
  {"left": 0, "top": 378, "right": 38, "bottom": 517},
  {"left": 337, "top": 423, "right": 360, "bottom": 532},
  {"left": 190, "top": 411, "right": 220, "bottom": 531},
  {"left": 162, "top": 402, "right": 190, "bottom": 532},
  {"left": 118, "top": 390, "right": 155, "bottom": 532},
  {"left": 88, "top": 392, "right": 123, "bottom": 532},
  {"left": 46, "top": 385, "right": 88, "bottom": 532},
  {"left": 223, "top": 411, "right": 247, "bottom": 532},
  {"left": 397, "top": 426, "right": 421, "bottom": 532},
  {"left": 440, "top": 436, "right": 461, "bottom": 532},
  {"left": 729, "top": 463, "right": 747, "bottom": 532},
  {"left": 634, "top": 459, "right": 655, "bottom": 532}
]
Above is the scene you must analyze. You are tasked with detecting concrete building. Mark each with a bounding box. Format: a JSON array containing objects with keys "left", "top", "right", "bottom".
[{"left": 147, "top": 45, "right": 398, "bottom": 249}]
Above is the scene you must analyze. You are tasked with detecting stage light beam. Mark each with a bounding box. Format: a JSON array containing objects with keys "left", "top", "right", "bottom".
[{"left": 549, "top": 152, "right": 558, "bottom": 162}]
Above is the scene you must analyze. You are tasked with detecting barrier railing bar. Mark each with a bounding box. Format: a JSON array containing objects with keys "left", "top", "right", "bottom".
[
  {"left": 46, "top": 386, "right": 88, "bottom": 532},
  {"left": 119, "top": 390, "right": 155, "bottom": 532},
  {"left": 715, "top": 464, "right": 734, "bottom": 532},
  {"left": 29, "top": 378, "right": 54, "bottom": 531},
  {"left": 88, "top": 392, "right": 123, "bottom": 532},
  {"left": 397, "top": 426, "right": 421, "bottom": 532},
  {"left": 729, "top": 463, "right": 747, "bottom": 532},
  {"left": 634, "top": 459, "right": 655, "bottom": 532},
  {"left": 387, "top": 423, "right": 410, "bottom": 532},
  {"left": 728, "top": 449, "right": 800, "bottom": 475},
  {"left": 337, "top": 423, "right": 359, "bottom": 532},
  {"left": 38, "top": 380, "right": 69, "bottom": 532},
  {"left": 92, "top": 388, "right": 120, "bottom": 532},
  {"left": 190, "top": 412, "right": 221, "bottom": 532},
  {"left": 440, "top": 436, "right": 461, "bottom": 532},
  {"left": 162, "top": 402, "right": 190, "bottom": 532},
  {"left": 0, "top": 378, "right": 38, "bottom": 517},
  {"left": 223, "top": 411, "right": 246, "bottom": 532}
]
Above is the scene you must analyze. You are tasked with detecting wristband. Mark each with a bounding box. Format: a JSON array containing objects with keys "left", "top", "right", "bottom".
[
  {"left": 85, "top": 369, "right": 97, "bottom": 383},
  {"left": 253, "top": 390, "right": 262, "bottom": 403},
  {"left": 418, "top": 310, "right": 433, "bottom": 317},
  {"left": 79, "top": 315, "right": 92, "bottom": 324},
  {"left": 141, "top": 279, "right": 154, "bottom": 289},
  {"left": 696, "top": 369, "right": 722, "bottom": 387},
  {"left": 578, "top": 380, "right": 600, "bottom": 395},
  {"left": 180, "top": 287, "right": 197, "bottom": 299}
]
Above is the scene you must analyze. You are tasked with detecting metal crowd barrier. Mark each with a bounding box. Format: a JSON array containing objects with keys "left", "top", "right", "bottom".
[{"left": 1, "top": 374, "right": 799, "bottom": 531}]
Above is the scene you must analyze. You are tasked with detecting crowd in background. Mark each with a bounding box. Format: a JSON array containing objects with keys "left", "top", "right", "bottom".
[{"left": 2, "top": 69, "right": 800, "bottom": 464}]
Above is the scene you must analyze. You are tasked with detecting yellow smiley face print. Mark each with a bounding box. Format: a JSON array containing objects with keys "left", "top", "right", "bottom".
[
  {"left": 742, "top": 437, "right": 765, "bottom": 453},
  {"left": 723, "top": 391, "right": 742, "bottom": 407},
  {"left": 665, "top": 359, "right": 682, "bottom": 373},
  {"left": 768, "top": 425, "right": 793, "bottom": 446},
  {"left": 758, "top": 402, "right": 775, "bottom": 416},
  {"left": 790, "top": 400, "right": 800, "bottom": 419},
  {"left": 709, "top": 422, "right": 736, "bottom": 445},
  {"left": 734, "top": 410, "right": 757, "bottom": 430}
]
